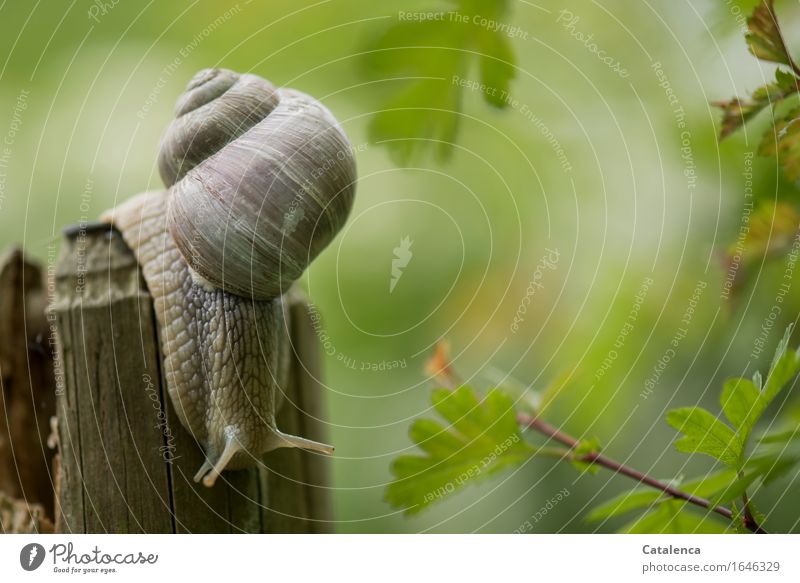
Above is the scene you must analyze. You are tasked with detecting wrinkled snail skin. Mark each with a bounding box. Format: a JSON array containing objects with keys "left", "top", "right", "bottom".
[
  {"left": 105, "top": 191, "right": 288, "bottom": 486},
  {"left": 102, "top": 68, "right": 354, "bottom": 487}
]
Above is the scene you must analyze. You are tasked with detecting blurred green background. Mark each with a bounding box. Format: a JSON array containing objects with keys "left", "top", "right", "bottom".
[{"left": 2, "top": 0, "right": 800, "bottom": 532}]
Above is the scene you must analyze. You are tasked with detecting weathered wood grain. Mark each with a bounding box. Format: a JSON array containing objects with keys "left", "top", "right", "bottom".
[
  {"left": 51, "top": 225, "right": 331, "bottom": 533},
  {"left": 0, "top": 247, "right": 56, "bottom": 528}
]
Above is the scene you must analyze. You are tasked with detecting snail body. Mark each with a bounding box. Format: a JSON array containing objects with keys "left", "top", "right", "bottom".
[{"left": 104, "top": 69, "right": 355, "bottom": 486}]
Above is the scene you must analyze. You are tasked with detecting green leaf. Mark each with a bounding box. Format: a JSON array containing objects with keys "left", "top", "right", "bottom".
[
  {"left": 588, "top": 490, "right": 661, "bottom": 522},
  {"left": 385, "top": 386, "right": 535, "bottom": 514},
  {"left": 477, "top": 31, "right": 515, "bottom": 108},
  {"left": 731, "top": 325, "right": 800, "bottom": 440},
  {"left": 762, "top": 325, "right": 800, "bottom": 406},
  {"left": 620, "top": 500, "right": 728, "bottom": 534},
  {"left": 752, "top": 456, "right": 798, "bottom": 486},
  {"left": 759, "top": 428, "right": 800, "bottom": 444},
  {"left": 682, "top": 469, "right": 740, "bottom": 497},
  {"left": 746, "top": 0, "right": 796, "bottom": 67},
  {"left": 363, "top": 0, "right": 519, "bottom": 163},
  {"left": 666, "top": 407, "right": 742, "bottom": 466},
  {"left": 721, "top": 378, "right": 761, "bottom": 433},
  {"left": 587, "top": 469, "right": 736, "bottom": 523},
  {"left": 710, "top": 470, "right": 762, "bottom": 504},
  {"left": 362, "top": 19, "right": 460, "bottom": 76},
  {"left": 747, "top": 443, "right": 800, "bottom": 485},
  {"left": 571, "top": 436, "right": 602, "bottom": 475},
  {"left": 367, "top": 68, "right": 464, "bottom": 166},
  {"left": 760, "top": 107, "right": 800, "bottom": 184},
  {"left": 712, "top": 442, "right": 800, "bottom": 504},
  {"left": 718, "top": 326, "right": 800, "bottom": 449}
]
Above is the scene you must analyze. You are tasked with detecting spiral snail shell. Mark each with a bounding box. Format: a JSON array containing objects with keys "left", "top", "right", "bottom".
[
  {"left": 162, "top": 68, "right": 356, "bottom": 300},
  {"left": 104, "top": 68, "right": 355, "bottom": 486}
]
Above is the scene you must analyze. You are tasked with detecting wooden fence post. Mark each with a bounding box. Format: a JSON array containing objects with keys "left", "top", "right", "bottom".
[
  {"left": 51, "top": 224, "right": 332, "bottom": 533},
  {"left": 0, "top": 247, "right": 55, "bottom": 533}
]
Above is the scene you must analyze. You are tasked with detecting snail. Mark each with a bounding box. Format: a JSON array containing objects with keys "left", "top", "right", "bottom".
[{"left": 101, "top": 68, "right": 356, "bottom": 486}]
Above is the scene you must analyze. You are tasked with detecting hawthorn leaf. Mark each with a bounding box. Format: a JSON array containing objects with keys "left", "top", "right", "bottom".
[
  {"left": 385, "top": 386, "right": 535, "bottom": 514},
  {"left": 666, "top": 407, "right": 742, "bottom": 466},
  {"left": 587, "top": 469, "right": 737, "bottom": 522},
  {"left": 715, "top": 69, "right": 799, "bottom": 139},
  {"left": 621, "top": 500, "right": 728, "bottom": 534},
  {"left": 761, "top": 325, "right": 800, "bottom": 406},
  {"left": 712, "top": 450, "right": 799, "bottom": 505},
  {"left": 746, "top": 0, "right": 796, "bottom": 68},
  {"left": 368, "top": 78, "right": 463, "bottom": 165},
  {"left": 477, "top": 31, "right": 516, "bottom": 108},
  {"left": 682, "top": 469, "right": 741, "bottom": 497},
  {"left": 720, "top": 377, "right": 761, "bottom": 434},
  {"left": 710, "top": 470, "right": 762, "bottom": 504},
  {"left": 747, "top": 442, "right": 800, "bottom": 486},
  {"left": 733, "top": 325, "right": 800, "bottom": 439},
  {"left": 363, "top": 0, "right": 519, "bottom": 163},
  {"left": 587, "top": 489, "right": 662, "bottom": 522},
  {"left": 759, "top": 428, "right": 800, "bottom": 444}
]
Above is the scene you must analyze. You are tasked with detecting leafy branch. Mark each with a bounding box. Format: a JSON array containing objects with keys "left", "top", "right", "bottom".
[
  {"left": 713, "top": 0, "right": 800, "bottom": 299},
  {"left": 716, "top": 0, "right": 800, "bottom": 180},
  {"left": 517, "top": 414, "right": 746, "bottom": 528},
  {"left": 386, "top": 331, "right": 800, "bottom": 533},
  {"left": 362, "top": 0, "right": 518, "bottom": 164}
]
